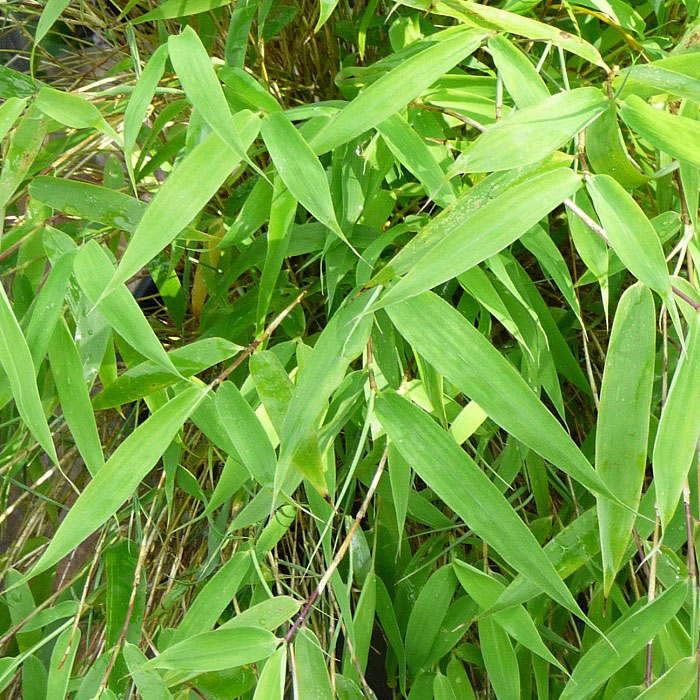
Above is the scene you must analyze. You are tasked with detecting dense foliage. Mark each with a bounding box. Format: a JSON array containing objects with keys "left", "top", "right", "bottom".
[{"left": 0, "top": 0, "right": 699, "bottom": 697}]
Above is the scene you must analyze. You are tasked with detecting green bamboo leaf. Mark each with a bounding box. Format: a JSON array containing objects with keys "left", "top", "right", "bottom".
[
  {"left": 375, "top": 390, "right": 587, "bottom": 618},
  {"left": 220, "top": 67, "right": 282, "bottom": 114},
  {"left": 261, "top": 111, "right": 346, "bottom": 243},
  {"left": 623, "top": 65, "right": 700, "bottom": 102},
  {"left": 169, "top": 552, "right": 252, "bottom": 647},
  {"left": 220, "top": 596, "right": 300, "bottom": 631},
  {"left": 653, "top": 313, "right": 700, "bottom": 530},
  {"left": 374, "top": 168, "right": 580, "bottom": 309},
  {"left": 46, "top": 626, "right": 80, "bottom": 700},
  {"left": 34, "top": 0, "right": 72, "bottom": 46},
  {"left": 0, "top": 284, "right": 58, "bottom": 464},
  {"left": 143, "top": 627, "right": 277, "bottom": 673},
  {"left": 587, "top": 174, "right": 672, "bottom": 300},
  {"left": 294, "top": 628, "right": 333, "bottom": 700},
  {"left": 74, "top": 241, "right": 178, "bottom": 376},
  {"left": 560, "top": 582, "right": 688, "bottom": 700},
  {"left": 310, "top": 27, "right": 487, "bottom": 154},
  {"left": 619, "top": 95, "right": 700, "bottom": 169},
  {"left": 92, "top": 338, "right": 241, "bottom": 410},
  {"left": 478, "top": 616, "right": 520, "bottom": 700},
  {"left": 488, "top": 35, "right": 549, "bottom": 108},
  {"left": 35, "top": 87, "right": 121, "bottom": 145},
  {"left": 376, "top": 112, "right": 457, "bottom": 206},
  {"left": 276, "top": 292, "right": 377, "bottom": 494},
  {"left": 123, "top": 643, "right": 173, "bottom": 700},
  {"left": 123, "top": 44, "right": 169, "bottom": 179},
  {"left": 636, "top": 656, "right": 697, "bottom": 699},
  {"left": 0, "top": 104, "right": 47, "bottom": 209},
  {"left": 0, "top": 65, "right": 40, "bottom": 100},
  {"left": 26, "top": 385, "right": 206, "bottom": 581},
  {"left": 585, "top": 105, "right": 647, "bottom": 189},
  {"left": 0, "top": 97, "right": 27, "bottom": 143},
  {"left": 48, "top": 320, "right": 105, "bottom": 475},
  {"left": 453, "top": 88, "right": 606, "bottom": 173},
  {"left": 105, "top": 111, "right": 260, "bottom": 296},
  {"left": 435, "top": 0, "right": 608, "bottom": 69},
  {"left": 132, "top": 0, "right": 233, "bottom": 24},
  {"left": 168, "top": 26, "right": 263, "bottom": 177},
  {"left": 256, "top": 178, "right": 296, "bottom": 331},
  {"left": 29, "top": 177, "right": 145, "bottom": 231},
  {"left": 216, "top": 381, "right": 277, "bottom": 487},
  {"left": 596, "top": 283, "right": 655, "bottom": 595},
  {"left": 386, "top": 292, "right": 616, "bottom": 501},
  {"left": 253, "top": 646, "right": 286, "bottom": 700},
  {"left": 405, "top": 566, "right": 458, "bottom": 674},
  {"left": 453, "top": 561, "right": 563, "bottom": 670}
]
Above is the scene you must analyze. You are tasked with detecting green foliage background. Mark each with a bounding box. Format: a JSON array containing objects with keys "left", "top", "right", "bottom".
[{"left": 0, "top": 0, "right": 699, "bottom": 697}]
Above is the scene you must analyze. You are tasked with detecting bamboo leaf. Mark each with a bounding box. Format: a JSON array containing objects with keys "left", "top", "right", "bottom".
[
  {"left": 0, "top": 284, "right": 58, "bottom": 463},
  {"left": 143, "top": 627, "right": 278, "bottom": 673},
  {"left": 216, "top": 381, "right": 277, "bottom": 488},
  {"left": 132, "top": 0, "right": 233, "bottom": 24},
  {"left": 386, "top": 292, "right": 617, "bottom": 501},
  {"left": 488, "top": 35, "right": 549, "bottom": 108},
  {"left": 48, "top": 320, "right": 105, "bottom": 475},
  {"left": 74, "top": 241, "right": 178, "bottom": 376},
  {"left": 375, "top": 390, "right": 587, "bottom": 618},
  {"left": 453, "top": 88, "right": 607, "bottom": 173},
  {"left": 595, "top": 283, "right": 655, "bottom": 595},
  {"left": 374, "top": 168, "right": 580, "bottom": 309},
  {"left": 261, "top": 111, "right": 346, "bottom": 241},
  {"left": 619, "top": 95, "right": 700, "bottom": 169},
  {"left": 26, "top": 385, "right": 207, "bottom": 580},
  {"left": 253, "top": 646, "right": 286, "bottom": 700},
  {"left": 105, "top": 111, "right": 260, "bottom": 296},
  {"left": 653, "top": 313, "right": 700, "bottom": 530},
  {"left": 560, "top": 582, "right": 688, "bottom": 700},
  {"left": 587, "top": 174, "right": 672, "bottom": 301},
  {"left": 309, "top": 27, "right": 487, "bottom": 154}
]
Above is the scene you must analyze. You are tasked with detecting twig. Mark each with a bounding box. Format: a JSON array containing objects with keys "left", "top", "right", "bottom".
[
  {"left": 284, "top": 446, "right": 389, "bottom": 643},
  {"left": 564, "top": 198, "right": 609, "bottom": 244}
]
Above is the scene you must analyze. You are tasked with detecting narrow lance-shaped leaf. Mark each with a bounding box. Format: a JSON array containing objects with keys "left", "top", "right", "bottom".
[
  {"left": 48, "top": 320, "right": 105, "bottom": 476},
  {"left": 253, "top": 646, "right": 287, "bottom": 700},
  {"left": 261, "top": 111, "right": 348, "bottom": 246},
  {"left": 25, "top": 385, "right": 207, "bottom": 581},
  {"left": 585, "top": 105, "right": 647, "bottom": 189},
  {"left": 123, "top": 43, "right": 169, "bottom": 183},
  {"left": 0, "top": 284, "right": 58, "bottom": 464},
  {"left": 453, "top": 88, "right": 607, "bottom": 174},
  {"left": 387, "top": 292, "right": 618, "bottom": 502},
  {"left": 478, "top": 616, "right": 520, "bottom": 700},
  {"left": 216, "top": 381, "right": 277, "bottom": 488},
  {"left": 653, "top": 313, "right": 700, "bottom": 530},
  {"left": 276, "top": 291, "right": 378, "bottom": 495},
  {"left": 488, "top": 35, "right": 549, "bottom": 108},
  {"left": 310, "top": 27, "right": 487, "bottom": 154},
  {"left": 374, "top": 168, "right": 581, "bottom": 312},
  {"left": 559, "top": 582, "right": 688, "bottom": 700},
  {"left": 375, "top": 390, "right": 588, "bottom": 619},
  {"left": 131, "top": 0, "right": 233, "bottom": 23},
  {"left": 74, "top": 241, "right": 178, "bottom": 376},
  {"left": 142, "top": 627, "right": 278, "bottom": 673},
  {"left": 105, "top": 111, "right": 260, "bottom": 297},
  {"left": 0, "top": 97, "right": 27, "bottom": 143},
  {"left": 620, "top": 95, "right": 700, "bottom": 169},
  {"left": 0, "top": 104, "right": 47, "bottom": 209},
  {"left": 168, "top": 26, "right": 264, "bottom": 178},
  {"left": 377, "top": 112, "right": 456, "bottom": 207},
  {"left": 123, "top": 643, "right": 173, "bottom": 700},
  {"left": 434, "top": 0, "right": 608, "bottom": 69},
  {"left": 453, "top": 561, "right": 564, "bottom": 670},
  {"left": 587, "top": 174, "right": 672, "bottom": 300},
  {"left": 595, "top": 283, "right": 655, "bottom": 596},
  {"left": 34, "top": 87, "right": 121, "bottom": 145},
  {"left": 29, "top": 177, "right": 145, "bottom": 232}
]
